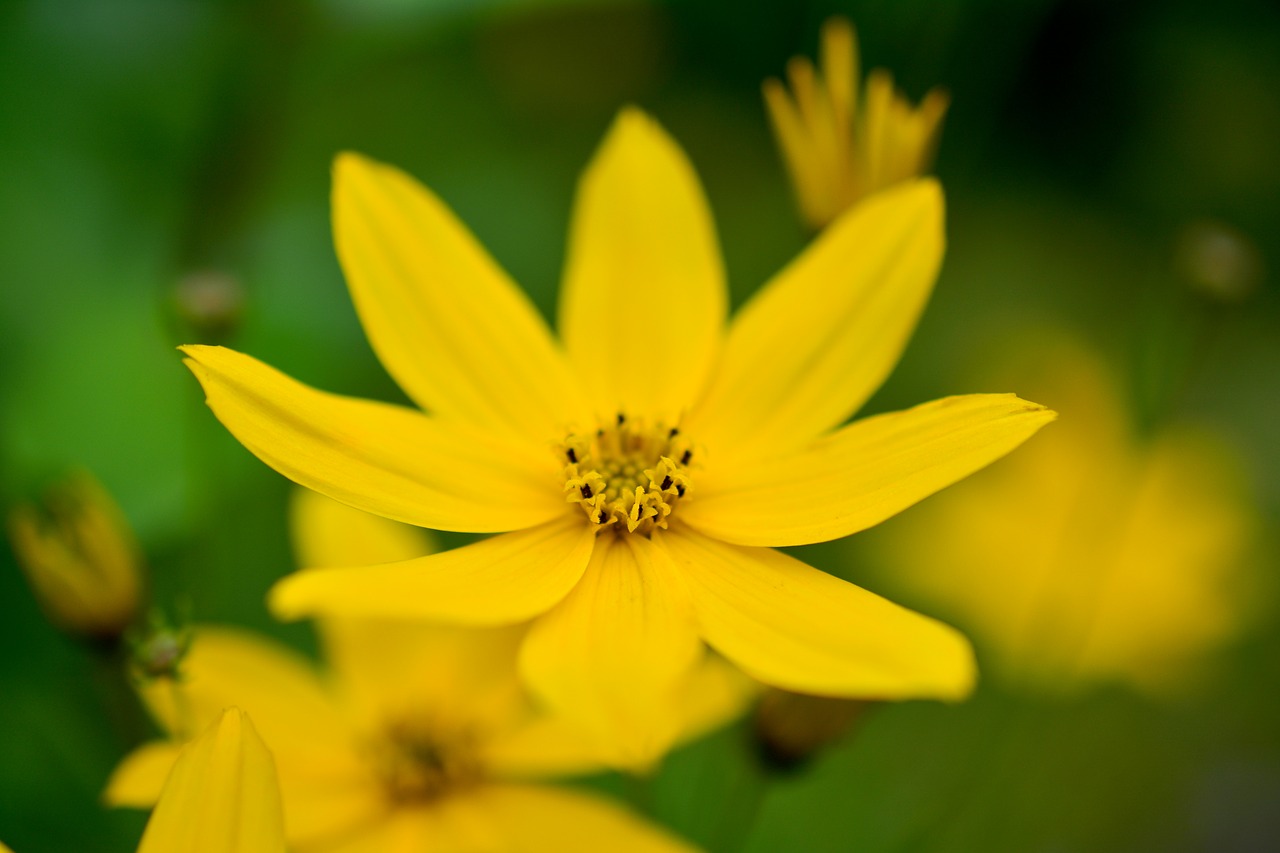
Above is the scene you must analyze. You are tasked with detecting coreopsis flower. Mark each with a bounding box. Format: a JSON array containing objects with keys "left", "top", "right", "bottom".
[
  {"left": 7, "top": 472, "right": 142, "bottom": 640},
  {"left": 764, "top": 17, "right": 950, "bottom": 230},
  {"left": 873, "top": 338, "right": 1259, "bottom": 696},
  {"left": 180, "top": 108, "right": 1054, "bottom": 755},
  {"left": 106, "top": 490, "right": 730, "bottom": 850},
  {"left": 136, "top": 708, "right": 286, "bottom": 853}
]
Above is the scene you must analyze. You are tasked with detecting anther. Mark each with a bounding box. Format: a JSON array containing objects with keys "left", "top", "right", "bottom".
[
  {"left": 680, "top": 449, "right": 692, "bottom": 465},
  {"left": 660, "top": 475, "right": 673, "bottom": 490},
  {"left": 580, "top": 484, "right": 593, "bottom": 499},
  {"left": 566, "top": 448, "right": 577, "bottom": 463},
  {"left": 616, "top": 413, "right": 626, "bottom": 426},
  {"left": 676, "top": 484, "right": 686, "bottom": 497},
  {"left": 668, "top": 427, "right": 680, "bottom": 438}
]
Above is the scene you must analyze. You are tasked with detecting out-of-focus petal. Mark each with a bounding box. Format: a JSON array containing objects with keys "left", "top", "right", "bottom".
[
  {"left": 289, "top": 487, "right": 437, "bottom": 569},
  {"left": 474, "top": 784, "right": 700, "bottom": 852},
  {"left": 136, "top": 709, "right": 286, "bottom": 853},
  {"left": 102, "top": 741, "right": 182, "bottom": 808}
]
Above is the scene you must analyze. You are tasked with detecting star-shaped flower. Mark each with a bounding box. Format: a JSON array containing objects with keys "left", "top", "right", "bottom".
[{"left": 182, "top": 108, "right": 1054, "bottom": 757}]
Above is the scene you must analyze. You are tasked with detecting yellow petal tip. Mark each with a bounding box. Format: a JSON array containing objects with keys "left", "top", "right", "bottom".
[{"left": 264, "top": 575, "right": 306, "bottom": 622}]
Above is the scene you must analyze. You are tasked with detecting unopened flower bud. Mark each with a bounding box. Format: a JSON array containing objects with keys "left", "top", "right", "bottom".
[
  {"left": 172, "top": 270, "right": 245, "bottom": 342},
  {"left": 130, "top": 623, "right": 192, "bottom": 681},
  {"left": 7, "top": 472, "right": 143, "bottom": 641},
  {"left": 1175, "top": 219, "right": 1263, "bottom": 304},
  {"left": 753, "top": 689, "right": 872, "bottom": 770}
]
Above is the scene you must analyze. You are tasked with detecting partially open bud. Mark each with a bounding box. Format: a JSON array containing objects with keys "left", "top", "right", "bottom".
[
  {"left": 763, "top": 16, "right": 949, "bottom": 231},
  {"left": 7, "top": 472, "right": 143, "bottom": 641},
  {"left": 753, "top": 689, "right": 873, "bottom": 770}
]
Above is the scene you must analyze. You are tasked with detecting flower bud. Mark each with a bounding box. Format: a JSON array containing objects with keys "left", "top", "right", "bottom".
[
  {"left": 7, "top": 472, "right": 143, "bottom": 641},
  {"left": 753, "top": 689, "right": 872, "bottom": 770},
  {"left": 1174, "top": 219, "right": 1263, "bottom": 303},
  {"left": 172, "top": 270, "right": 245, "bottom": 343}
]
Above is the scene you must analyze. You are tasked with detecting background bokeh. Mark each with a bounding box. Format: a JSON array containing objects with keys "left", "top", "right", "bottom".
[{"left": 2, "top": 0, "right": 1278, "bottom": 850}]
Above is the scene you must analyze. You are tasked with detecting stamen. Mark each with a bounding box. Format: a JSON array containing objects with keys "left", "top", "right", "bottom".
[{"left": 559, "top": 414, "right": 697, "bottom": 536}]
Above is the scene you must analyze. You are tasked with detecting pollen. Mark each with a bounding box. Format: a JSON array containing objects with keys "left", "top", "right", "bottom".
[{"left": 560, "top": 415, "right": 695, "bottom": 535}]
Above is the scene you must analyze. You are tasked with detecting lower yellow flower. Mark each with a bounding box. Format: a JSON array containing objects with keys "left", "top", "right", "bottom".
[
  {"left": 873, "top": 337, "right": 1259, "bottom": 695},
  {"left": 181, "top": 107, "right": 1054, "bottom": 759},
  {"left": 107, "top": 492, "right": 736, "bottom": 849},
  {"left": 136, "top": 708, "right": 286, "bottom": 853},
  {"left": 7, "top": 471, "right": 142, "bottom": 640},
  {"left": 764, "top": 16, "right": 950, "bottom": 230}
]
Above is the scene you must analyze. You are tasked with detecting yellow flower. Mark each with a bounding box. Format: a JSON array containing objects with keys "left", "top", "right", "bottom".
[
  {"left": 136, "top": 708, "right": 286, "bottom": 853},
  {"left": 764, "top": 17, "right": 950, "bottom": 230},
  {"left": 7, "top": 471, "right": 142, "bottom": 639},
  {"left": 873, "top": 338, "right": 1259, "bottom": 696},
  {"left": 107, "top": 490, "right": 728, "bottom": 849},
  {"left": 180, "top": 107, "right": 1053, "bottom": 754}
]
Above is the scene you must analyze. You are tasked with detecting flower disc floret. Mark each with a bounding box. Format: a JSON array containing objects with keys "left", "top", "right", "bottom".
[
  {"left": 561, "top": 415, "right": 694, "bottom": 534},
  {"left": 368, "top": 719, "right": 483, "bottom": 804}
]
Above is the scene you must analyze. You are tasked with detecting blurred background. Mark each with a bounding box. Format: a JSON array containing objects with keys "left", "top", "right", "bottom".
[{"left": 1, "top": 0, "right": 1278, "bottom": 850}]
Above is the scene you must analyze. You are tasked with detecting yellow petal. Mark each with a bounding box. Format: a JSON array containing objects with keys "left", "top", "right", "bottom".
[
  {"left": 333, "top": 152, "right": 590, "bottom": 441},
  {"left": 667, "top": 653, "right": 759, "bottom": 746},
  {"left": 473, "top": 784, "right": 700, "bottom": 852},
  {"left": 681, "top": 394, "right": 1056, "bottom": 546},
  {"left": 480, "top": 715, "right": 611, "bottom": 780},
  {"left": 270, "top": 517, "right": 595, "bottom": 624},
  {"left": 289, "top": 486, "right": 437, "bottom": 569},
  {"left": 658, "top": 527, "right": 975, "bottom": 700},
  {"left": 319, "top": 619, "right": 528, "bottom": 736},
  {"left": 129, "top": 626, "right": 383, "bottom": 845},
  {"left": 183, "top": 345, "right": 564, "bottom": 533},
  {"left": 820, "top": 17, "right": 858, "bottom": 137},
  {"left": 136, "top": 708, "right": 286, "bottom": 853},
  {"left": 103, "top": 740, "right": 182, "bottom": 807},
  {"left": 485, "top": 653, "right": 751, "bottom": 781},
  {"left": 559, "top": 108, "right": 726, "bottom": 422},
  {"left": 684, "top": 179, "right": 944, "bottom": 462},
  {"left": 135, "top": 626, "right": 349, "bottom": 759},
  {"left": 303, "top": 801, "right": 489, "bottom": 853},
  {"left": 519, "top": 534, "right": 703, "bottom": 769}
]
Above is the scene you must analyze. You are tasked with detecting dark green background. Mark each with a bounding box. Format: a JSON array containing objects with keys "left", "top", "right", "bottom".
[{"left": 2, "top": 0, "right": 1278, "bottom": 850}]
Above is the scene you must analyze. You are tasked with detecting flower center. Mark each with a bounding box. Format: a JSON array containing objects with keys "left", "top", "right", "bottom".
[
  {"left": 369, "top": 720, "right": 482, "bottom": 804},
  {"left": 560, "top": 414, "right": 695, "bottom": 535}
]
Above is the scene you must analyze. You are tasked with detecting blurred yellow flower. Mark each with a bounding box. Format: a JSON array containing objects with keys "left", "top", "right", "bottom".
[
  {"left": 136, "top": 708, "right": 286, "bottom": 853},
  {"left": 764, "top": 17, "right": 950, "bottom": 230},
  {"left": 181, "top": 107, "right": 1053, "bottom": 753},
  {"left": 106, "top": 490, "right": 730, "bottom": 849},
  {"left": 873, "top": 338, "right": 1259, "bottom": 696},
  {"left": 7, "top": 472, "right": 142, "bottom": 640}
]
